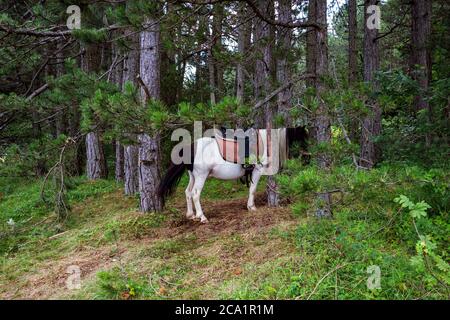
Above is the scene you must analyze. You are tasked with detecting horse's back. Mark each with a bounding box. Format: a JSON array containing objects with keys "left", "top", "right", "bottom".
[{"left": 194, "top": 137, "right": 245, "bottom": 180}]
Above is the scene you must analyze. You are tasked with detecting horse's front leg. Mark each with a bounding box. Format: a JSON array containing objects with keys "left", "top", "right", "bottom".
[{"left": 247, "top": 167, "right": 262, "bottom": 211}]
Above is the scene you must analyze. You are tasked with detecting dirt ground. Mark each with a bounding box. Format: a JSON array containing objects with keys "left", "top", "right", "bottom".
[{"left": 1, "top": 192, "right": 299, "bottom": 299}]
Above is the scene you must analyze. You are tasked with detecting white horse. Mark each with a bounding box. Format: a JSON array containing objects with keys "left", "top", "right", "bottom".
[{"left": 157, "top": 127, "right": 307, "bottom": 223}]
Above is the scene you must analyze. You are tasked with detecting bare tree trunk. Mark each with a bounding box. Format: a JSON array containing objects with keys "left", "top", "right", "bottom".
[
  {"left": 411, "top": 0, "right": 432, "bottom": 144},
  {"left": 213, "top": 4, "right": 224, "bottom": 99},
  {"left": 307, "top": 0, "right": 332, "bottom": 217},
  {"left": 207, "top": 9, "right": 217, "bottom": 105},
  {"left": 55, "top": 40, "right": 67, "bottom": 136},
  {"left": 236, "top": 3, "right": 249, "bottom": 103},
  {"left": 253, "top": 1, "right": 271, "bottom": 126},
  {"left": 348, "top": 0, "right": 358, "bottom": 84},
  {"left": 86, "top": 132, "right": 107, "bottom": 179},
  {"left": 306, "top": 0, "right": 317, "bottom": 141},
  {"left": 111, "top": 37, "right": 125, "bottom": 183},
  {"left": 311, "top": 0, "right": 331, "bottom": 169},
  {"left": 122, "top": 31, "right": 140, "bottom": 195},
  {"left": 208, "top": 48, "right": 216, "bottom": 104},
  {"left": 359, "top": 0, "right": 381, "bottom": 169},
  {"left": 82, "top": 43, "right": 107, "bottom": 180},
  {"left": 160, "top": 3, "right": 179, "bottom": 107},
  {"left": 115, "top": 141, "right": 124, "bottom": 182},
  {"left": 277, "top": 0, "right": 293, "bottom": 126},
  {"left": 253, "top": 0, "right": 278, "bottom": 206},
  {"left": 138, "top": 17, "right": 163, "bottom": 212},
  {"left": 124, "top": 145, "right": 139, "bottom": 194},
  {"left": 68, "top": 42, "right": 85, "bottom": 176}
]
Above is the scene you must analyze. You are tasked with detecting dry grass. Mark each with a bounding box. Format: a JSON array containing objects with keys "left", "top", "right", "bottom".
[{"left": 0, "top": 186, "right": 302, "bottom": 299}]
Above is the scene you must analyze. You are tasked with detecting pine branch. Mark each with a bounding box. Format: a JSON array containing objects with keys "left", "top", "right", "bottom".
[
  {"left": 0, "top": 24, "right": 122, "bottom": 38},
  {"left": 254, "top": 74, "right": 315, "bottom": 109}
]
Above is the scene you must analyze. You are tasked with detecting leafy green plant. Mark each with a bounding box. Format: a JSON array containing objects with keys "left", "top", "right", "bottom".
[{"left": 394, "top": 195, "right": 450, "bottom": 291}]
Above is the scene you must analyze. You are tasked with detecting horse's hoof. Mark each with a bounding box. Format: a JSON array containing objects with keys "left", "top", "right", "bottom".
[
  {"left": 247, "top": 206, "right": 257, "bottom": 211},
  {"left": 186, "top": 213, "right": 195, "bottom": 220},
  {"left": 200, "top": 217, "right": 209, "bottom": 224}
]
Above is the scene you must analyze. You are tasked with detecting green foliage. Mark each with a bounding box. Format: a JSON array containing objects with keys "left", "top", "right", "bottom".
[
  {"left": 394, "top": 195, "right": 450, "bottom": 289},
  {"left": 394, "top": 195, "right": 431, "bottom": 219},
  {"left": 82, "top": 89, "right": 253, "bottom": 145},
  {"left": 274, "top": 161, "right": 449, "bottom": 298},
  {"left": 377, "top": 71, "right": 450, "bottom": 165}
]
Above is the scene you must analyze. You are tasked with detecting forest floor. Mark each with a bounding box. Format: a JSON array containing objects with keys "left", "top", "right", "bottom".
[
  {"left": 0, "top": 178, "right": 305, "bottom": 299},
  {"left": 1, "top": 164, "right": 448, "bottom": 300}
]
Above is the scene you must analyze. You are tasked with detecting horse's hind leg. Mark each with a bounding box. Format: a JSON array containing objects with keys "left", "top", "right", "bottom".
[
  {"left": 247, "top": 168, "right": 262, "bottom": 211},
  {"left": 185, "top": 171, "right": 195, "bottom": 219},
  {"left": 192, "top": 172, "right": 208, "bottom": 223}
]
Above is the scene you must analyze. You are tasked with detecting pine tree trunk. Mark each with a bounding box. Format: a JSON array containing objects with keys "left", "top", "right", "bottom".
[
  {"left": 347, "top": 0, "right": 359, "bottom": 141},
  {"left": 208, "top": 46, "right": 216, "bottom": 105},
  {"left": 277, "top": 0, "right": 293, "bottom": 126},
  {"left": 348, "top": 0, "right": 358, "bottom": 84},
  {"left": 111, "top": 38, "right": 124, "bottom": 183},
  {"left": 207, "top": 10, "right": 217, "bottom": 105},
  {"left": 314, "top": 0, "right": 331, "bottom": 169},
  {"left": 213, "top": 4, "right": 224, "bottom": 99},
  {"left": 115, "top": 141, "right": 124, "bottom": 182},
  {"left": 359, "top": 0, "right": 381, "bottom": 169},
  {"left": 55, "top": 40, "right": 67, "bottom": 136},
  {"left": 236, "top": 3, "right": 249, "bottom": 103},
  {"left": 307, "top": 0, "right": 332, "bottom": 218},
  {"left": 138, "top": 17, "right": 163, "bottom": 212},
  {"left": 307, "top": 0, "right": 331, "bottom": 169},
  {"left": 82, "top": 43, "right": 107, "bottom": 180},
  {"left": 411, "top": 0, "right": 432, "bottom": 144},
  {"left": 124, "top": 145, "right": 139, "bottom": 195},
  {"left": 122, "top": 31, "right": 140, "bottom": 195},
  {"left": 85, "top": 132, "right": 107, "bottom": 179},
  {"left": 253, "top": 0, "right": 278, "bottom": 207},
  {"left": 306, "top": 0, "right": 317, "bottom": 141}
]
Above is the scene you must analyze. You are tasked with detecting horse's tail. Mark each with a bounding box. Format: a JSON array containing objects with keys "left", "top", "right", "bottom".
[{"left": 157, "top": 143, "right": 195, "bottom": 208}]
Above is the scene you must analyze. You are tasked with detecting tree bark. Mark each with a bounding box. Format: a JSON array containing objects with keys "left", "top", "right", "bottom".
[
  {"left": 207, "top": 10, "right": 217, "bottom": 105},
  {"left": 307, "top": 0, "right": 332, "bottom": 217},
  {"left": 55, "top": 40, "right": 67, "bottom": 136},
  {"left": 411, "top": 0, "right": 432, "bottom": 144},
  {"left": 309, "top": 0, "right": 331, "bottom": 169},
  {"left": 138, "top": 17, "right": 163, "bottom": 212},
  {"left": 359, "top": 0, "right": 381, "bottom": 169},
  {"left": 306, "top": 0, "right": 317, "bottom": 140},
  {"left": 254, "top": 0, "right": 278, "bottom": 207},
  {"left": 213, "top": 4, "right": 224, "bottom": 99},
  {"left": 115, "top": 140, "right": 124, "bottom": 182},
  {"left": 276, "top": 0, "right": 293, "bottom": 126},
  {"left": 348, "top": 0, "right": 358, "bottom": 84},
  {"left": 111, "top": 37, "right": 124, "bottom": 183},
  {"left": 122, "top": 31, "right": 140, "bottom": 195},
  {"left": 82, "top": 43, "right": 107, "bottom": 180},
  {"left": 124, "top": 145, "right": 139, "bottom": 194},
  {"left": 236, "top": 3, "right": 250, "bottom": 103},
  {"left": 85, "top": 132, "right": 107, "bottom": 179}
]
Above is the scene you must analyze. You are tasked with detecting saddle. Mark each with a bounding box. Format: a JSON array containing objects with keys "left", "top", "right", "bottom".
[{"left": 214, "top": 127, "right": 264, "bottom": 165}]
